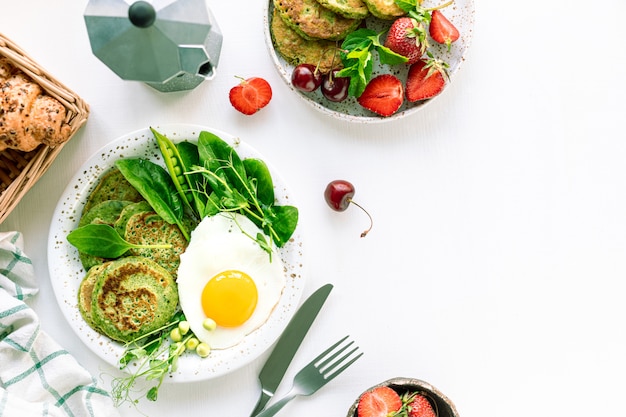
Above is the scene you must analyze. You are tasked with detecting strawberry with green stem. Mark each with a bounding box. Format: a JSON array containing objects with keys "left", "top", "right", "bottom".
[
  {"left": 384, "top": 16, "right": 429, "bottom": 65},
  {"left": 403, "top": 392, "right": 437, "bottom": 417},
  {"left": 430, "top": 9, "right": 460, "bottom": 51},
  {"left": 405, "top": 52, "right": 449, "bottom": 102},
  {"left": 392, "top": 0, "right": 459, "bottom": 54}
]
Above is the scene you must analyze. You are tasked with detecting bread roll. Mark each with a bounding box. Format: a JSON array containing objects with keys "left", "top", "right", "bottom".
[{"left": 0, "top": 57, "right": 71, "bottom": 152}]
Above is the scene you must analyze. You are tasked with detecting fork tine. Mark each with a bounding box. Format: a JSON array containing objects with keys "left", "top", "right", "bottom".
[
  {"left": 316, "top": 339, "right": 354, "bottom": 370},
  {"left": 311, "top": 335, "right": 349, "bottom": 365},
  {"left": 320, "top": 347, "right": 363, "bottom": 381},
  {"left": 313, "top": 335, "right": 362, "bottom": 379},
  {"left": 322, "top": 348, "right": 363, "bottom": 381}
]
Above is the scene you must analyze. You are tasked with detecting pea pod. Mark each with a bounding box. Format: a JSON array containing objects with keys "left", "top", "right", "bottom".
[{"left": 151, "top": 127, "right": 195, "bottom": 214}]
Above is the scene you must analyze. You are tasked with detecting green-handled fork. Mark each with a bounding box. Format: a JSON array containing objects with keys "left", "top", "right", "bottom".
[{"left": 254, "top": 335, "right": 363, "bottom": 417}]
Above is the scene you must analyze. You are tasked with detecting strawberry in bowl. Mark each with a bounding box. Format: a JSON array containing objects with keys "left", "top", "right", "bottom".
[{"left": 347, "top": 377, "right": 459, "bottom": 417}]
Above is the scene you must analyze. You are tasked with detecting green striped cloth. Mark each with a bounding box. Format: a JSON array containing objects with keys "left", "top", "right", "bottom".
[{"left": 0, "top": 231, "right": 120, "bottom": 417}]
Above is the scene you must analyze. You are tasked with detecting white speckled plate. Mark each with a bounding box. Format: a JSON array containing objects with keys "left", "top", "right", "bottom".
[
  {"left": 47, "top": 124, "right": 306, "bottom": 382},
  {"left": 264, "top": 0, "right": 475, "bottom": 122}
]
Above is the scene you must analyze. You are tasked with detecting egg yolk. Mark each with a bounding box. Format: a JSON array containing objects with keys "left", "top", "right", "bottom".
[{"left": 201, "top": 270, "right": 258, "bottom": 327}]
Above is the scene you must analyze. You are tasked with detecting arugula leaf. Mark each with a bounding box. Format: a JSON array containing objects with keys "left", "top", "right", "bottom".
[{"left": 337, "top": 28, "right": 408, "bottom": 98}]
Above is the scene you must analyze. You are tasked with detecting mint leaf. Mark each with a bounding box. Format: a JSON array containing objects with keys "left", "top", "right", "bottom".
[
  {"left": 338, "top": 26, "right": 409, "bottom": 98},
  {"left": 395, "top": 0, "right": 417, "bottom": 12},
  {"left": 377, "top": 45, "right": 410, "bottom": 65},
  {"left": 341, "top": 28, "right": 376, "bottom": 50}
]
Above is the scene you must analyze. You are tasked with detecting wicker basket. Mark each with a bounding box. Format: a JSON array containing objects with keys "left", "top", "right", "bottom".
[{"left": 0, "top": 33, "right": 89, "bottom": 223}]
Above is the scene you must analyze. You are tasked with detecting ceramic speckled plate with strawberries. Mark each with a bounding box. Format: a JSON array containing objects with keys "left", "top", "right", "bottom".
[{"left": 264, "top": 0, "right": 475, "bottom": 123}]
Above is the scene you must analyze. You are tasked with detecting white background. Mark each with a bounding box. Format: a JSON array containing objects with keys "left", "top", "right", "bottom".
[{"left": 2, "top": 0, "right": 626, "bottom": 416}]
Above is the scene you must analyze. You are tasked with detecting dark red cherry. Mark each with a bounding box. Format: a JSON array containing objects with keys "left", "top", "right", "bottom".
[
  {"left": 324, "top": 180, "right": 373, "bottom": 237},
  {"left": 324, "top": 179, "right": 354, "bottom": 211},
  {"left": 291, "top": 64, "right": 323, "bottom": 93},
  {"left": 321, "top": 69, "right": 350, "bottom": 102}
]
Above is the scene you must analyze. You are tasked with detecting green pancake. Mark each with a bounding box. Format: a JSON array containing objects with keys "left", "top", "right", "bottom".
[
  {"left": 114, "top": 200, "right": 153, "bottom": 237},
  {"left": 273, "top": 0, "right": 362, "bottom": 41},
  {"left": 90, "top": 256, "right": 179, "bottom": 343},
  {"left": 316, "top": 0, "right": 370, "bottom": 19},
  {"left": 271, "top": 8, "right": 342, "bottom": 74},
  {"left": 122, "top": 211, "right": 190, "bottom": 278},
  {"left": 82, "top": 167, "right": 144, "bottom": 215},
  {"left": 77, "top": 263, "right": 107, "bottom": 330},
  {"left": 362, "top": 0, "right": 405, "bottom": 19}
]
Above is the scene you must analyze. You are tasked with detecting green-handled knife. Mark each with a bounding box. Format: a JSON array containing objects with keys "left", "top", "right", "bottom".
[{"left": 249, "top": 283, "right": 333, "bottom": 416}]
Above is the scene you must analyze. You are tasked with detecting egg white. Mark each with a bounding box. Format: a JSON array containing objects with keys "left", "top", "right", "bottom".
[{"left": 177, "top": 213, "right": 285, "bottom": 349}]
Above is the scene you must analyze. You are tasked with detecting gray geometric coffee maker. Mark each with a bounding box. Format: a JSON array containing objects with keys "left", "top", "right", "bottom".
[{"left": 84, "top": 0, "right": 222, "bottom": 92}]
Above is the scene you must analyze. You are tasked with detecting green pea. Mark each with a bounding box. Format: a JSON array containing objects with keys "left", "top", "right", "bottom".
[
  {"left": 203, "top": 318, "right": 217, "bottom": 331},
  {"left": 178, "top": 321, "right": 190, "bottom": 335},
  {"left": 196, "top": 342, "right": 211, "bottom": 358},
  {"left": 170, "top": 327, "right": 182, "bottom": 342},
  {"left": 186, "top": 337, "right": 199, "bottom": 350}
]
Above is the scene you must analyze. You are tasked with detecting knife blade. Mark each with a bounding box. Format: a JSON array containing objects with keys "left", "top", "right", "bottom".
[{"left": 249, "top": 283, "right": 333, "bottom": 417}]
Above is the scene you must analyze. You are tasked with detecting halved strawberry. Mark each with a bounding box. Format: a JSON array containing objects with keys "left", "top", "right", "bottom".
[
  {"left": 357, "top": 386, "right": 402, "bottom": 417},
  {"left": 429, "top": 10, "right": 460, "bottom": 51},
  {"left": 405, "top": 56, "right": 448, "bottom": 102},
  {"left": 229, "top": 77, "right": 272, "bottom": 115},
  {"left": 384, "top": 17, "right": 428, "bottom": 65},
  {"left": 357, "top": 74, "right": 404, "bottom": 117},
  {"left": 406, "top": 393, "right": 437, "bottom": 417}
]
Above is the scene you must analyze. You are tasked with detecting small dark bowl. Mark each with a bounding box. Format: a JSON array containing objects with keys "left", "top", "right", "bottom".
[{"left": 347, "top": 377, "right": 459, "bottom": 417}]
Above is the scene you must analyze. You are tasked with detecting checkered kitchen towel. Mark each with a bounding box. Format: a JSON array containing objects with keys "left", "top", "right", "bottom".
[{"left": 0, "top": 231, "right": 120, "bottom": 417}]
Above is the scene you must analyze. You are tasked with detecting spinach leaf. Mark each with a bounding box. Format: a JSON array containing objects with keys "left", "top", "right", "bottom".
[
  {"left": 243, "top": 158, "right": 274, "bottom": 207},
  {"left": 176, "top": 140, "right": 208, "bottom": 216},
  {"left": 267, "top": 205, "right": 299, "bottom": 247},
  {"left": 67, "top": 224, "right": 172, "bottom": 258},
  {"left": 115, "top": 158, "right": 190, "bottom": 240},
  {"left": 198, "top": 131, "right": 250, "bottom": 197}
]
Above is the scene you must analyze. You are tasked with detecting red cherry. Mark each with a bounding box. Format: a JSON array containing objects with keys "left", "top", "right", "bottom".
[
  {"left": 324, "top": 180, "right": 373, "bottom": 237},
  {"left": 321, "top": 69, "right": 350, "bottom": 102},
  {"left": 291, "top": 64, "right": 323, "bottom": 93}
]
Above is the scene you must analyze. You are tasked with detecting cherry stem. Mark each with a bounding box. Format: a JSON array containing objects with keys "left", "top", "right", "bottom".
[
  {"left": 426, "top": 0, "right": 454, "bottom": 11},
  {"left": 348, "top": 199, "right": 373, "bottom": 238}
]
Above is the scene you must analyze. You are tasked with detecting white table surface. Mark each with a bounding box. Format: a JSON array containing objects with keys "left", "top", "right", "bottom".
[{"left": 3, "top": 1, "right": 626, "bottom": 416}]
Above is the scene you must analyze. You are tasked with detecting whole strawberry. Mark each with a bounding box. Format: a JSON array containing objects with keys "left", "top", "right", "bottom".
[
  {"left": 406, "top": 393, "right": 436, "bottom": 417},
  {"left": 384, "top": 17, "right": 428, "bottom": 65},
  {"left": 405, "top": 55, "right": 449, "bottom": 102}
]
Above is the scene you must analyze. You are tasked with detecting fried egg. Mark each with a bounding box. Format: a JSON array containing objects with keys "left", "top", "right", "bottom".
[{"left": 177, "top": 213, "right": 285, "bottom": 349}]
